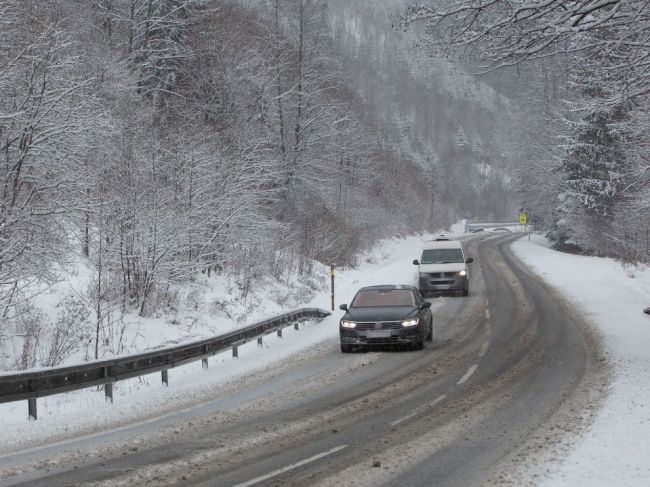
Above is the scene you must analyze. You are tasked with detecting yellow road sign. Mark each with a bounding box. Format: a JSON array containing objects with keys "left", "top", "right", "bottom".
[{"left": 519, "top": 213, "right": 528, "bottom": 225}]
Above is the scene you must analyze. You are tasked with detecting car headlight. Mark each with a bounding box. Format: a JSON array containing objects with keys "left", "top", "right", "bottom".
[
  {"left": 401, "top": 318, "right": 420, "bottom": 327},
  {"left": 341, "top": 320, "right": 357, "bottom": 328},
  {"left": 458, "top": 270, "right": 467, "bottom": 277}
]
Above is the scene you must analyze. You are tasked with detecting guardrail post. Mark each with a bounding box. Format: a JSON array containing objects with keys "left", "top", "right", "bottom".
[
  {"left": 277, "top": 329, "right": 282, "bottom": 338},
  {"left": 28, "top": 398, "right": 37, "bottom": 420},
  {"left": 232, "top": 345, "right": 238, "bottom": 358},
  {"left": 105, "top": 383, "right": 114, "bottom": 403},
  {"left": 257, "top": 336, "right": 263, "bottom": 347},
  {"left": 162, "top": 369, "right": 169, "bottom": 386},
  {"left": 202, "top": 358, "right": 208, "bottom": 369}
]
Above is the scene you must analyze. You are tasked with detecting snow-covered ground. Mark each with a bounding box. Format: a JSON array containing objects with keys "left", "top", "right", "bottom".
[
  {"left": 512, "top": 234, "right": 650, "bottom": 487},
  {"left": 0, "top": 228, "right": 465, "bottom": 452},
  {"left": 7, "top": 226, "right": 646, "bottom": 487}
]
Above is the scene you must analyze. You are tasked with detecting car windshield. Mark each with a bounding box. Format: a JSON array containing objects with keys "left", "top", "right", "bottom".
[
  {"left": 351, "top": 289, "right": 415, "bottom": 307},
  {"left": 421, "top": 248, "right": 464, "bottom": 264}
]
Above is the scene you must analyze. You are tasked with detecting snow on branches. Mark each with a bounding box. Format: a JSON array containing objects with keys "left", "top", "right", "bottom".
[
  {"left": 404, "top": 1, "right": 650, "bottom": 104},
  {"left": 404, "top": 0, "right": 650, "bottom": 261}
]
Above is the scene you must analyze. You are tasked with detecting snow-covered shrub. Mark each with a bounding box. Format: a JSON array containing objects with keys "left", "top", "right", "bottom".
[
  {"left": 101, "top": 312, "right": 130, "bottom": 358},
  {"left": 17, "top": 307, "right": 43, "bottom": 371},
  {"left": 42, "top": 296, "right": 91, "bottom": 367}
]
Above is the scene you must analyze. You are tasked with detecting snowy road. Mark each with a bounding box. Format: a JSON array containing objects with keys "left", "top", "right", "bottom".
[{"left": 0, "top": 234, "right": 606, "bottom": 486}]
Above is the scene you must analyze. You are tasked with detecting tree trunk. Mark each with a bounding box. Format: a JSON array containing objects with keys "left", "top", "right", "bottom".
[
  {"left": 95, "top": 216, "right": 103, "bottom": 360},
  {"left": 275, "top": 0, "right": 286, "bottom": 159}
]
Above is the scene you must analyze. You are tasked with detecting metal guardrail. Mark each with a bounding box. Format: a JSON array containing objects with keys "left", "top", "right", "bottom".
[
  {"left": 466, "top": 222, "right": 522, "bottom": 232},
  {"left": 0, "top": 307, "right": 331, "bottom": 420}
]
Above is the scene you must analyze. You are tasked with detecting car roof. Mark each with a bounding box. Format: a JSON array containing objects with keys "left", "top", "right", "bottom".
[
  {"left": 357, "top": 285, "right": 418, "bottom": 292},
  {"left": 422, "top": 239, "right": 463, "bottom": 250}
]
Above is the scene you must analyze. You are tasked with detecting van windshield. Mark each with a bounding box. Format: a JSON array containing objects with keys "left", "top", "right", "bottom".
[{"left": 421, "top": 248, "right": 464, "bottom": 264}]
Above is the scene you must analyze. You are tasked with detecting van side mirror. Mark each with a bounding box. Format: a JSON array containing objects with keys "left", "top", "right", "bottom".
[
  {"left": 465, "top": 257, "right": 474, "bottom": 264},
  {"left": 421, "top": 301, "right": 432, "bottom": 308},
  {"left": 339, "top": 304, "right": 348, "bottom": 311},
  {"left": 412, "top": 259, "right": 420, "bottom": 265}
]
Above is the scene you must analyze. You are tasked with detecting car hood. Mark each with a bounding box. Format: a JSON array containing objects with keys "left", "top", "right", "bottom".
[
  {"left": 344, "top": 307, "right": 418, "bottom": 322},
  {"left": 418, "top": 263, "right": 465, "bottom": 273}
]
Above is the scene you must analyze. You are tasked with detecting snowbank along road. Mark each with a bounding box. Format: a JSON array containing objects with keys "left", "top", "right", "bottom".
[{"left": 0, "top": 234, "right": 607, "bottom": 486}]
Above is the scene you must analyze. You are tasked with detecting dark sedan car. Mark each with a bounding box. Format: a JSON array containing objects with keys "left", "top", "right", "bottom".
[{"left": 339, "top": 285, "right": 433, "bottom": 353}]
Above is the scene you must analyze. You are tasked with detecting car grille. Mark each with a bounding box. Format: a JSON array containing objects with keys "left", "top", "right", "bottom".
[
  {"left": 365, "top": 337, "right": 403, "bottom": 345},
  {"left": 355, "top": 321, "right": 403, "bottom": 330},
  {"left": 428, "top": 272, "right": 457, "bottom": 278}
]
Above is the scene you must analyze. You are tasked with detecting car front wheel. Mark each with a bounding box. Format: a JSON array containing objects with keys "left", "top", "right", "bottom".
[{"left": 341, "top": 344, "right": 354, "bottom": 353}]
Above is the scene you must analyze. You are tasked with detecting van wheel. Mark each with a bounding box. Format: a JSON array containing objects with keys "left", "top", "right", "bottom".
[
  {"left": 412, "top": 339, "right": 424, "bottom": 351},
  {"left": 462, "top": 288, "right": 469, "bottom": 297},
  {"left": 341, "top": 344, "right": 354, "bottom": 353}
]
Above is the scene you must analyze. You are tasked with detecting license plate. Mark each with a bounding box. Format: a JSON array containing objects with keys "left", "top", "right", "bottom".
[
  {"left": 366, "top": 330, "right": 391, "bottom": 338},
  {"left": 435, "top": 284, "right": 451, "bottom": 290}
]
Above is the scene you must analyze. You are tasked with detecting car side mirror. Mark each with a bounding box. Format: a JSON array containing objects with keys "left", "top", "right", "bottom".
[
  {"left": 421, "top": 302, "right": 432, "bottom": 308},
  {"left": 413, "top": 259, "right": 420, "bottom": 265},
  {"left": 465, "top": 257, "right": 474, "bottom": 264},
  {"left": 339, "top": 304, "right": 348, "bottom": 311}
]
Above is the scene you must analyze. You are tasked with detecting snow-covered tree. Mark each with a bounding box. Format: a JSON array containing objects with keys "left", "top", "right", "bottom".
[
  {"left": 0, "top": 1, "right": 101, "bottom": 315},
  {"left": 561, "top": 105, "right": 626, "bottom": 218},
  {"left": 126, "top": 0, "right": 192, "bottom": 103},
  {"left": 404, "top": 1, "right": 650, "bottom": 102}
]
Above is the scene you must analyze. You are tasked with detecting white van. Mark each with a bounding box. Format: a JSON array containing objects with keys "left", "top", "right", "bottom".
[{"left": 412, "top": 236, "right": 473, "bottom": 296}]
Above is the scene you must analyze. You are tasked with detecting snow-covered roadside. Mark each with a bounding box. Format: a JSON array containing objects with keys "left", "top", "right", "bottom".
[
  {"left": 0, "top": 231, "right": 454, "bottom": 452},
  {"left": 512, "top": 234, "right": 650, "bottom": 486}
]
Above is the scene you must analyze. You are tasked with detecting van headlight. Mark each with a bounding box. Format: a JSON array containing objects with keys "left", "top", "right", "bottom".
[
  {"left": 341, "top": 320, "right": 357, "bottom": 328},
  {"left": 458, "top": 270, "right": 467, "bottom": 277},
  {"left": 401, "top": 318, "right": 420, "bottom": 327}
]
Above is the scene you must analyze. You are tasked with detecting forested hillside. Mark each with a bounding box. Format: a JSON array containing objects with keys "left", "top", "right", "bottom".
[
  {"left": 323, "top": 0, "right": 516, "bottom": 222},
  {"left": 0, "top": 0, "right": 517, "bottom": 370},
  {"left": 0, "top": 0, "right": 434, "bottom": 368}
]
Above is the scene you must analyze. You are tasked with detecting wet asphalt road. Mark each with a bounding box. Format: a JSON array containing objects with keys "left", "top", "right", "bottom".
[{"left": 0, "top": 234, "right": 603, "bottom": 487}]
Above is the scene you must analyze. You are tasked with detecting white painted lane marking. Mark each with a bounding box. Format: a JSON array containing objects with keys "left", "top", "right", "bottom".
[
  {"left": 479, "top": 341, "right": 489, "bottom": 357},
  {"left": 390, "top": 395, "right": 446, "bottom": 427},
  {"left": 485, "top": 322, "right": 492, "bottom": 336},
  {"left": 232, "top": 445, "right": 349, "bottom": 487},
  {"left": 457, "top": 364, "right": 479, "bottom": 385},
  {"left": 485, "top": 308, "right": 490, "bottom": 320}
]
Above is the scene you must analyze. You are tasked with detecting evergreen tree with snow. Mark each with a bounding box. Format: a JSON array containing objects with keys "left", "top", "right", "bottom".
[
  {"left": 130, "top": 0, "right": 190, "bottom": 104},
  {"left": 562, "top": 103, "right": 625, "bottom": 216},
  {"left": 557, "top": 71, "right": 629, "bottom": 252}
]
